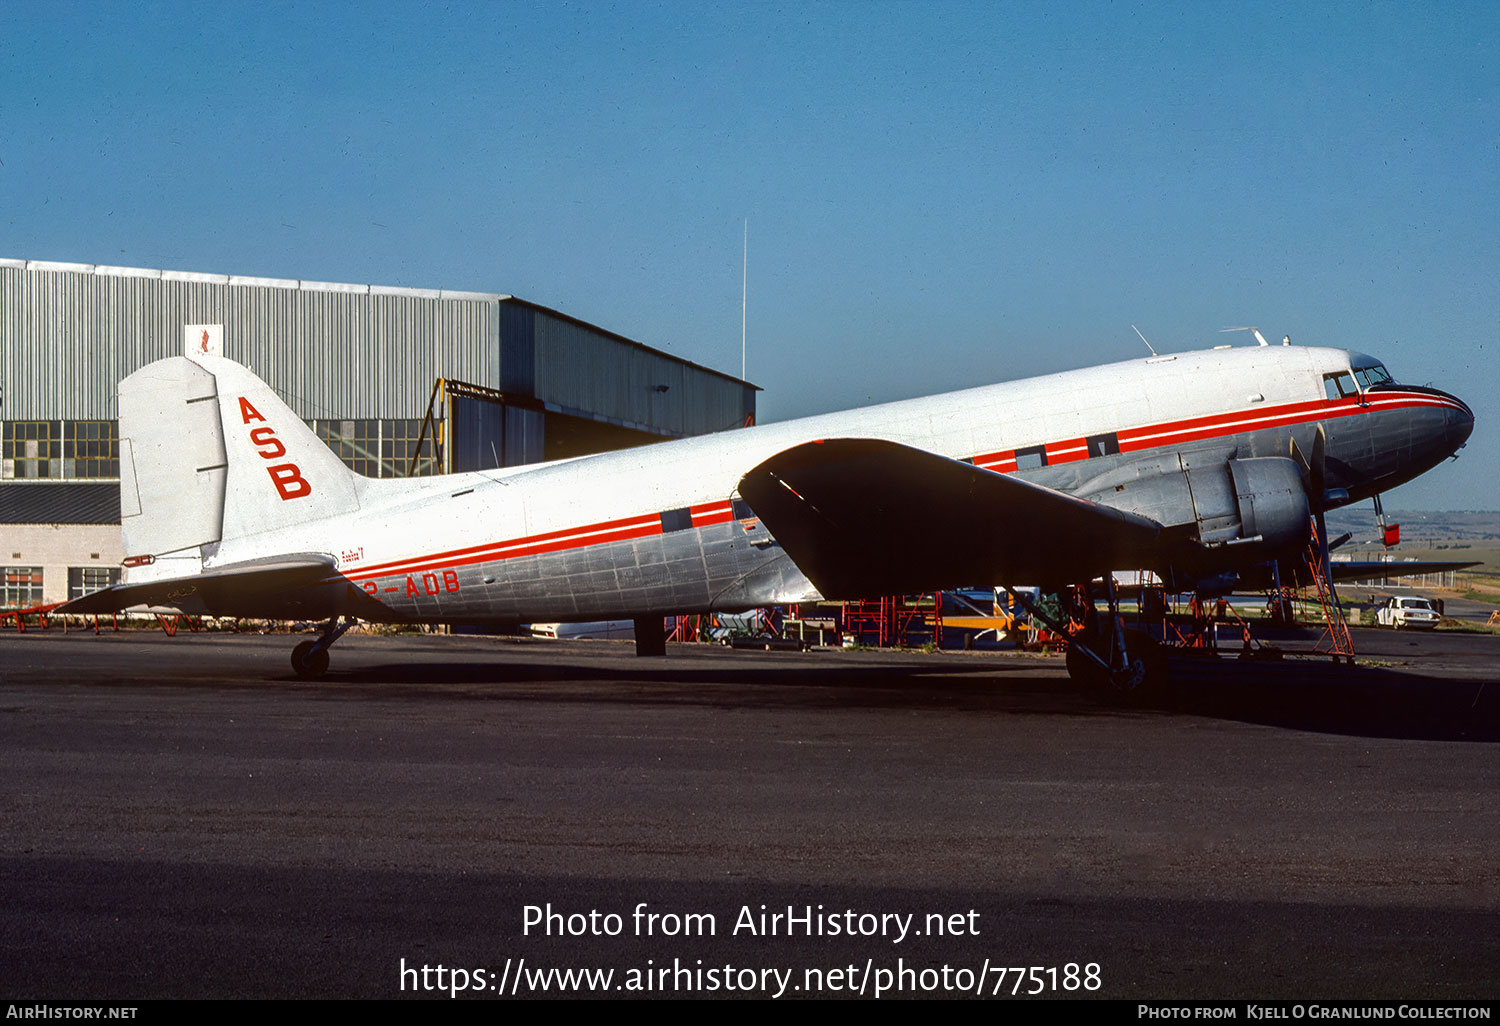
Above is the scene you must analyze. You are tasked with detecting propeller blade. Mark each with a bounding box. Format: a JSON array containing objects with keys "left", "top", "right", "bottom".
[
  {"left": 1289, "top": 436, "right": 1309, "bottom": 473},
  {"left": 1309, "top": 424, "right": 1327, "bottom": 510}
]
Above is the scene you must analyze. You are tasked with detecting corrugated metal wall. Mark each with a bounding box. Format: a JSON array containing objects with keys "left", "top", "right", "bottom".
[
  {"left": 530, "top": 310, "right": 749, "bottom": 436},
  {"left": 1, "top": 261, "right": 752, "bottom": 434},
  {"left": 0, "top": 262, "right": 496, "bottom": 420}
]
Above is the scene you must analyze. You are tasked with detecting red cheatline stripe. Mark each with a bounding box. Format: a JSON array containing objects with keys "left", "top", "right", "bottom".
[
  {"left": 346, "top": 513, "right": 663, "bottom": 582},
  {"left": 1128, "top": 395, "right": 1343, "bottom": 439},
  {"left": 970, "top": 393, "right": 1458, "bottom": 467},
  {"left": 1046, "top": 438, "right": 1089, "bottom": 465},
  {"left": 1119, "top": 392, "right": 1464, "bottom": 450},
  {"left": 690, "top": 501, "right": 734, "bottom": 525},
  {"left": 1120, "top": 396, "right": 1363, "bottom": 448},
  {"left": 1364, "top": 394, "right": 1468, "bottom": 412},
  {"left": 342, "top": 392, "right": 1460, "bottom": 586}
]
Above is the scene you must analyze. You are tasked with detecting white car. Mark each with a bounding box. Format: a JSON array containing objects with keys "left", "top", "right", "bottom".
[{"left": 1374, "top": 596, "right": 1442, "bottom": 630}]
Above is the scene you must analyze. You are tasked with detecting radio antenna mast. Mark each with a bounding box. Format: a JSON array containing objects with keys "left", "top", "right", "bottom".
[
  {"left": 1131, "top": 324, "right": 1158, "bottom": 356},
  {"left": 1220, "top": 326, "right": 1271, "bottom": 347},
  {"left": 741, "top": 219, "right": 748, "bottom": 380}
]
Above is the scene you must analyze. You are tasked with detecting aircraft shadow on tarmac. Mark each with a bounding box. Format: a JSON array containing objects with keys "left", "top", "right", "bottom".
[
  {"left": 1164, "top": 655, "right": 1497, "bottom": 742},
  {"left": 326, "top": 647, "right": 1498, "bottom": 743}
]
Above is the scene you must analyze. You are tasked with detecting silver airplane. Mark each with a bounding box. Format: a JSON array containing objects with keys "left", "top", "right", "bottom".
[{"left": 63, "top": 338, "right": 1474, "bottom": 695}]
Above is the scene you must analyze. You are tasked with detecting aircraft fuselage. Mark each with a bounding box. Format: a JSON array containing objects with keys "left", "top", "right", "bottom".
[{"left": 182, "top": 343, "right": 1468, "bottom": 623}]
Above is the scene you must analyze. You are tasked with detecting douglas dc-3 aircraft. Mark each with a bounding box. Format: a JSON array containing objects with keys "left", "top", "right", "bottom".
[{"left": 63, "top": 336, "right": 1474, "bottom": 695}]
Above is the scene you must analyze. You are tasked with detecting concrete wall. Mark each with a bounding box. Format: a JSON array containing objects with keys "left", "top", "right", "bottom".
[{"left": 1, "top": 523, "right": 124, "bottom": 605}]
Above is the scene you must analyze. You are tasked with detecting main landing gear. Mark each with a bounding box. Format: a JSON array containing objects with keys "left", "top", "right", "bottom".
[
  {"left": 291, "top": 616, "right": 356, "bottom": 680},
  {"left": 633, "top": 615, "right": 667, "bottom": 657},
  {"left": 1006, "top": 580, "right": 1169, "bottom": 705}
]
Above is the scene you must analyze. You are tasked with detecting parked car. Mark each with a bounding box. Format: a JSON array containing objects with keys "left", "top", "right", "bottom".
[{"left": 1374, "top": 595, "right": 1442, "bottom": 630}]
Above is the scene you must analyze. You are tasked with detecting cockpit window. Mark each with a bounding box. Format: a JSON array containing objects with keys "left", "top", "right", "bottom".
[
  {"left": 1353, "top": 363, "right": 1394, "bottom": 389},
  {"left": 1322, "top": 372, "right": 1358, "bottom": 400}
]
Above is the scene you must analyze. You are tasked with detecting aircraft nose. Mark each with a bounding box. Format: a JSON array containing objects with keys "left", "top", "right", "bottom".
[{"left": 1439, "top": 389, "right": 1474, "bottom": 451}]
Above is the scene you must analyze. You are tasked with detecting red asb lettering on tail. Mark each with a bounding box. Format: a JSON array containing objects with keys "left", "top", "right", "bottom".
[{"left": 238, "top": 397, "right": 310, "bottom": 500}]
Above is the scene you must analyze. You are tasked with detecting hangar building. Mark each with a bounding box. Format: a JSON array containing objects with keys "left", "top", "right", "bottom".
[{"left": 0, "top": 258, "right": 757, "bottom": 607}]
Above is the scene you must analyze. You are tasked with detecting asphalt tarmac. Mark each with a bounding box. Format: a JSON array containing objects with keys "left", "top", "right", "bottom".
[{"left": 1, "top": 627, "right": 1496, "bottom": 1000}]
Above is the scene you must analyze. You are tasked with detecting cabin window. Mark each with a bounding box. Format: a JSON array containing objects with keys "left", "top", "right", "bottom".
[
  {"left": 1322, "top": 372, "right": 1358, "bottom": 400},
  {"left": 1086, "top": 433, "right": 1120, "bottom": 458},
  {"left": 1014, "top": 445, "right": 1047, "bottom": 470},
  {"left": 659, "top": 508, "right": 692, "bottom": 533}
]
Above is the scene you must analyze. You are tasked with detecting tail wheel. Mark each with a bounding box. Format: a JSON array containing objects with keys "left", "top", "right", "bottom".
[{"left": 291, "top": 640, "right": 330, "bottom": 680}]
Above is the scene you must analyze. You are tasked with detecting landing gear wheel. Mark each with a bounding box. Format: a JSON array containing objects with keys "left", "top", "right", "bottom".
[
  {"left": 291, "top": 639, "right": 330, "bottom": 680},
  {"left": 1065, "top": 636, "right": 1106, "bottom": 689},
  {"left": 1101, "top": 629, "right": 1168, "bottom": 706},
  {"left": 1063, "top": 619, "right": 1109, "bottom": 690}
]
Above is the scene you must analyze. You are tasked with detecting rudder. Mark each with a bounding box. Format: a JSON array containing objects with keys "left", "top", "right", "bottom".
[
  {"left": 191, "top": 354, "right": 361, "bottom": 544},
  {"left": 117, "top": 357, "right": 228, "bottom": 574}
]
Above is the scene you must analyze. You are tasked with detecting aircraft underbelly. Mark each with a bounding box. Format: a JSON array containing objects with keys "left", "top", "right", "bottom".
[{"left": 359, "top": 521, "right": 813, "bottom": 622}]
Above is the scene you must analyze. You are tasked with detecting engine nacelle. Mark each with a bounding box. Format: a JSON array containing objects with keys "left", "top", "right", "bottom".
[
  {"left": 1079, "top": 453, "right": 1310, "bottom": 558},
  {"left": 1184, "top": 456, "right": 1310, "bottom": 556},
  {"left": 1225, "top": 457, "right": 1311, "bottom": 551}
]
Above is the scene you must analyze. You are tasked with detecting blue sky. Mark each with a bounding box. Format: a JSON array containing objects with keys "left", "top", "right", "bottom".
[{"left": 4, "top": 0, "right": 1496, "bottom": 510}]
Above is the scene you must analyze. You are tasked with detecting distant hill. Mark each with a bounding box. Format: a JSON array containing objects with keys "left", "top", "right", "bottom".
[{"left": 1322, "top": 509, "right": 1500, "bottom": 546}]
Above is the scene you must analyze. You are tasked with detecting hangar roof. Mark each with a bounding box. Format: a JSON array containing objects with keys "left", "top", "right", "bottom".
[{"left": 0, "top": 258, "right": 756, "bottom": 391}]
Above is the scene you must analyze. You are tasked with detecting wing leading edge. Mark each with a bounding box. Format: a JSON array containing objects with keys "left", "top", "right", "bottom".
[{"left": 736, "top": 438, "right": 1166, "bottom": 599}]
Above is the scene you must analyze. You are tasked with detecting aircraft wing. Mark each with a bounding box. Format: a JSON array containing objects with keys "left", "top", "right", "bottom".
[
  {"left": 58, "top": 553, "right": 346, "bottom": 617},
  {"left": 1231, "top": 557, "right": 1483, "bottom": 593},
  {"left": 1327, "top": 559, "right": 1481, "bottom": 584},
  {"left": 737, "top": 438, "right": 1165, "bottom": 598}
]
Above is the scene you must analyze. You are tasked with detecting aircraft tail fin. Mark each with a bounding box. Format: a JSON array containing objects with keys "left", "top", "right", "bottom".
[
  {"left": 117, "top": 355, "right": 359, "bottom": 574},
  {"left": 193, "top": 355, "right": 361, "bottom": 544}
]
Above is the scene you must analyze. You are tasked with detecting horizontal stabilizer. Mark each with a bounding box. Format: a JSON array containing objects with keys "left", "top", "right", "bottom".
[
  {"left": 737, "top": 438, "right": 1165, "bottom": 598},
  {"left": 60, "top": 554, "right": 344, "bottom": 617}
]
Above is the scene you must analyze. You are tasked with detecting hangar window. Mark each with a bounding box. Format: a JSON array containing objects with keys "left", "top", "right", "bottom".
[
  {"left": 311, "top": 419, "right": 437, "bottom": 478},
  {"left": 313, "top": 420, "right": 383, "bottom": 477},
  {"left": 2, "top": 421, "right": 120, "bottom": 480},
  {"left": 1014, "top": 446, "right": 1048, "bottom": 471},
  {"left": 2, "top": 566, "right": 43, "bottom": 608},
  {"left": 66, "top": 421, "right": 119, "bottom": 479},
  {"left": 68, "top": 566, "right": 120, "bottom": 599},
  {"left": 1, "top": 422, "right": 61, "bottom": 479},
  {"left": 383, "top": 419, "right": 441, "bottom": 477}
]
